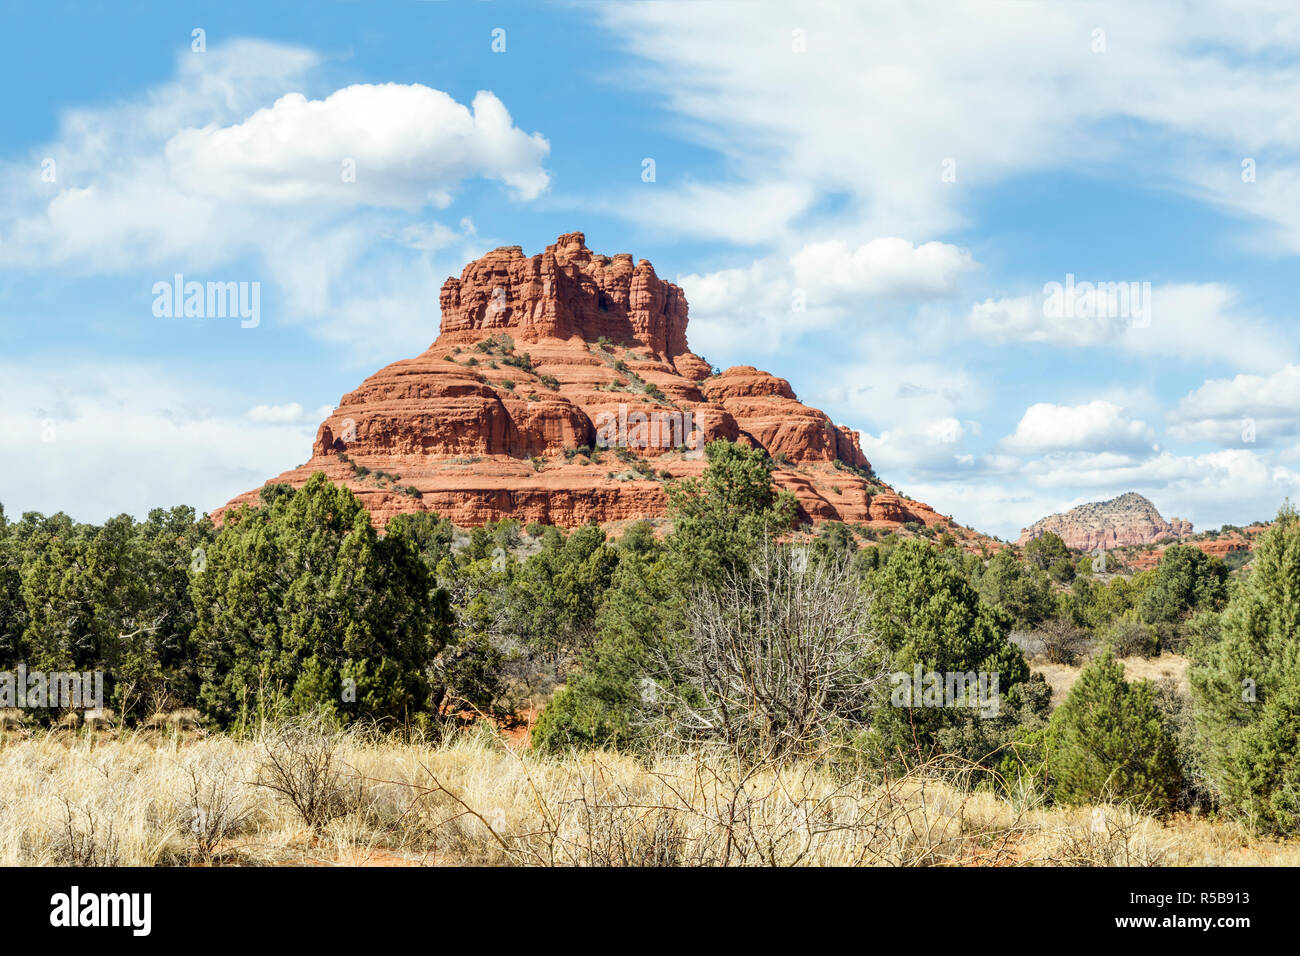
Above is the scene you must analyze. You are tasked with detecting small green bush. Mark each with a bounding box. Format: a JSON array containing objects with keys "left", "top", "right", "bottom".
[
  {"left": 1103, "top": 617, "right": 1158, "bottom": 658},
  {"left": 503, "top": 352, "right": 535, "bottom": 373},
  {"left": 1044, "top": 648, "right": 1183, "bottom": 813}
]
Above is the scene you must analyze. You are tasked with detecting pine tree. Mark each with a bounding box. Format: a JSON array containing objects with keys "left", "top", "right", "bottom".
[
  {"left": 664, "top": 440, "right": 796, "bottom": 583},
  {"left": 868, "top": 539, "right": 1049, "bottom": 768},
  {"left": 1190, "top": 503, "right": 1300, "bottom": 832},
  {"left": 192, "top": 474, "right": 447, "bottom": 727},
  {"left": 1044, "top": 647, "right": 1182, "bottom": 812}
]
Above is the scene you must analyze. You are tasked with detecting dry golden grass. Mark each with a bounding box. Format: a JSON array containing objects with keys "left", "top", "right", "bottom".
[
  {"left": 0, "top": 723, "right": 1293, "bottom": 867},
  {"left": 1034, "top": 653, "right": 1190, "bottom": 708}
]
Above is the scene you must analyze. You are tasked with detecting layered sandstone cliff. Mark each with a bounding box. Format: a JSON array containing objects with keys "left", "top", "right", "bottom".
[
  {"left": 218, "top": 233, "right": 948, "bottom": 532},
  {"left": 1017, "top": 492, "right": 1193, "bottom": 551}
]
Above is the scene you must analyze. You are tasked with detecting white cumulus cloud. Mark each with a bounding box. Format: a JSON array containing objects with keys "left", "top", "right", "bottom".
[
  {"left": 1168, "top": 364, "right": 1300, "bottom": 446},
  {"left": 0, "top": 41, "right": 549, "bottom": 357},
  {"left": 679, "top": 237, "right": 976, "bottom": 355},
  {"left": 166, "top": 85, "right": 550, "bottom": 208},
  {"left": 1003, "top": 401, "right": 1157, "bottom": 455},
  {"left": 969, "top": 283, "right": 1289, "bottom": 371}
]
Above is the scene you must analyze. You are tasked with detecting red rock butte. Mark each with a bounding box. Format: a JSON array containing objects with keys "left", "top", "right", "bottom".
[
  {"left": 218, "top": 232, "right": 952, "bottom": 532},
  {"left": 1017, "top": 492, "right": 1193, "bottom": 551}
]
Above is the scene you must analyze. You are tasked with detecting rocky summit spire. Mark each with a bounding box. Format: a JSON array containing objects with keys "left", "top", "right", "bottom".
[{"left": 436, "top": 232, "right": 692, "bottom": 360}]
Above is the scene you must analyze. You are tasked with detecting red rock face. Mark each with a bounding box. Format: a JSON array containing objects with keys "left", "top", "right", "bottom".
[
  {"left": 437, "top": 232, "right": 694, "bottom": 366},
  {"left": 1017, "top": 492, "right": 1194, "bottom": 551},
  {"left": 1119, "top": 524, "right": 1266, "bottom": 571},
  {"left": 217, "top": 233, "right": 947, "bottom": 532}
]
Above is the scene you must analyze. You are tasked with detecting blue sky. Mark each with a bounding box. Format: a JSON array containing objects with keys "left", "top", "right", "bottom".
[{"left": 2, "top": 0, "right": 1299, "bottom": 540}]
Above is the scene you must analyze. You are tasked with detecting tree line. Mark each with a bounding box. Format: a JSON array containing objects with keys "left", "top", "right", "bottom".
[{"left": 1, "top": 442, "right": 1298, "bottom": 833}]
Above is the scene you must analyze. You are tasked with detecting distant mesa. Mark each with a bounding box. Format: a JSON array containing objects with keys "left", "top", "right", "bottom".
[
  {"left": 1018, "top": 492, "right": 1193, "bottom": 551},
  {"left": 217, "top": 232, "right": 955, "bottom": 535}
]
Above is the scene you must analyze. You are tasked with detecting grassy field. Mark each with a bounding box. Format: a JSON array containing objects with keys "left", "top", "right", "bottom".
[
  {"left": 1034, "top": 653, "right": 1191, "bottom": 708},
  {"left": 1, "top": 721, "right": 1295, "bottom": 867}
]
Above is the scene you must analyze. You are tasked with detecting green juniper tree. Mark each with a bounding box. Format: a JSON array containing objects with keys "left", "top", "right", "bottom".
[
  {"left": 1042, "top": 648, "right": 1182, "bottom": 812},
  {"left": 976, "top": 549, "right": 1056, "bottom": 629},
  {"left": 192, "top": 475, "right": 448, "bottom": 727},
  {"left": 866, "top": 539, "right": 1050, "bottom": 768},
  {"left": 1024, "top": 531, "right": 1075, "bottom": 583},
  {"left": 534, "top": 440, "right": 792, "bottom": 752},
  {"left": 531, "top": 521, "right": 686, "bottom": 751},
  {"left": 1, "top": 506, "right": 213, "bottom": 719},
  {"left": 114, "top": 506, "right": 215, "bottom": 714},
  {"left": 1138, "top": 544, "right": 1229, "bottom": 651},
  {"left": 664, "top": 439, "right": 796, "bottom": 583},
  {"left": 0, "top": 504, "right": 24, "bottom": 668},
  {"left": 1190, "top": 504, "right": 1300, "bottom": 833}
]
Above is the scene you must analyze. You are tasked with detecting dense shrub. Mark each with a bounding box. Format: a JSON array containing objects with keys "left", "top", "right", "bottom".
[
  {"left": 976, "top": 550, "right": 1055, "bottom": 628},
  {"left": 1139, "top": 544, "right": 1229, "bottom": 651},
  {"left": 864, "top": 540, "right": 1049, "bottom": 768},
  {"left": 192, "top": 475, "right": 448, "bottom": 727},
  {"left": 1043, "top": 648, "right": 1183, "bottom": 813},
  {"left": 2, "top": 504, "right": 214, "bottom": 719},
  {"left": 532, "top": 524, "right": 684, "bottom": 752},
  {"left": 1024, "top": 531, "right": 1075, "bottom": 583},
  {"left": 1101, "top": 616, "right": 1159, "bottom": 659}
]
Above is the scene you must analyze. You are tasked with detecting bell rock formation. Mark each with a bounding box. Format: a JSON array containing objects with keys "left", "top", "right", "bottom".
[{"left": 218, "top": 233, "right": 951, "bottom": 532}]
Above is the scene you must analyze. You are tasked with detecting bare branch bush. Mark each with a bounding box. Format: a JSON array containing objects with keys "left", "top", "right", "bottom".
[
  {"left": 1047, "top": 803, "right": 1171, "bottom": 866},
  {"left": 1035, "top": 618, "right": 1092, "bottom": 665},
  {"left": 382, "top": 743, "right": 1041, "bottom": 867},
  {"left": 642, "top": 543, "right": 888, "bottom": 760},
  {"left": 179, "top": 756, "right": 259, "bottom": 861},
  {"left": 51, "top": 797, "right": 121, "bottom": 866},
  {"left": 254, "top": 713, "right": 360, "bottom": 831}
]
